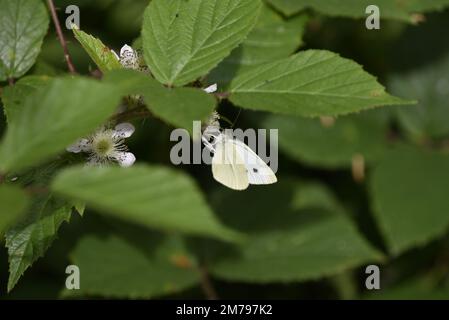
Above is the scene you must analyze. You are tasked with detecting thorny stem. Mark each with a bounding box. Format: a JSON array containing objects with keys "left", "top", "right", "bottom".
[
  {"left": 47, "top": 0, "right": 77, "bottom": 74},
  {"left": 199, "top": 265, "right": 219, "bottom": 300}
]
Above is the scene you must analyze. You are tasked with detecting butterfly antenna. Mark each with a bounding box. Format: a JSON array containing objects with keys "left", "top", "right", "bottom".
[{"left": 231, "top": 108, "right": 242, "bottom": 129}]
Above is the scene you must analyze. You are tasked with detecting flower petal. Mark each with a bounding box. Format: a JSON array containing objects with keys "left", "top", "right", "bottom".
[
  {"left": 204, "top": 83, "right": 218, "bottom": 93},
  {"left": 115, "top": 152, "right": 136, "bottom": 167},
  {"left": 120, "top": 44, "right": 134, "bottom": 57},
  {"left": 66, "top": 138, "right": 91, "bottom": 153},
  {"left": 113, "top": 123, "right": 135, "bottom": 139}
]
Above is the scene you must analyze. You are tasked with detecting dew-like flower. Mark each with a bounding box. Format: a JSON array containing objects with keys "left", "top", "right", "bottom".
[
  {"left": 112, "top": 44, "right": 139, "bottom": 70},
  {"left": 67, "top": 123, "right": 136, "bottom": 167}
]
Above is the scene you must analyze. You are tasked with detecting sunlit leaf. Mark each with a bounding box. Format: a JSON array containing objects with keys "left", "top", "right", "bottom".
[
  {"left": 229, "top": 50, "right": 412, "bottom": 117},
  {"left": 142, "top": 0, "right": 262, "bottom": 86},
  {"left": 73, "top": 28, "right": 123, "bottom": 73},
  {"left": 208, "top": 5, "right": 308, "bottom": 88}
]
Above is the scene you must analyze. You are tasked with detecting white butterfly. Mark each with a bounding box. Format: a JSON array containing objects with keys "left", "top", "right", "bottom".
[{"left": 202, "top": 123, "right": 277, "bottom": 191}]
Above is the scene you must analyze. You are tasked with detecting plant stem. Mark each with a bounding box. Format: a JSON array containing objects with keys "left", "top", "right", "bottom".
[
  {"left": 47, "top": 0, "right": 77, "bottom": 74},
  {"left": 199, "top": 265, "right": 219, "bottom": 300},
  {"left": 8, "top": 78, "right": 15, "bottom": 86}
]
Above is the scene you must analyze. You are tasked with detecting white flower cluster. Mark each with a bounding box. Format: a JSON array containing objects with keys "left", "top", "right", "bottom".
[{"left": 67, "top": 123, "right": 136, "bottom": 167}]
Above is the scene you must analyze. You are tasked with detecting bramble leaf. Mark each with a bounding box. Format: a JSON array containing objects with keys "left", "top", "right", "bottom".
[
  {"left": 73, "top": 28, "right": 123, "bottom": 73},
  {"left": 208, "top": 5, "right": 308, "bottom": 88},
  {"left": 0, "top": 0, "right": 49, "bottom": 80},
  {"left": 105, "top": 69, "right": 216, "bottom": 135},
  {"left": 52, "top": 165, "right": 243, "bottom": 243},
  {"left": 142, "top": 0, "right": 262, "bottom": 86},
  {"left": 229, "top": 50, "right": 413, "bottom": 117},
  {"left": 0, "top": 77, "right": 122, "bottom": 172},
  {"left": 6, "top": 195, "right": 72, "bottom": 292}
]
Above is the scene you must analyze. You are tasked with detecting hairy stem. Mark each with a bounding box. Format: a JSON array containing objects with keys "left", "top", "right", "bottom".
[{"left": 47, "top": 0, "right": 77, "bottom": 74}]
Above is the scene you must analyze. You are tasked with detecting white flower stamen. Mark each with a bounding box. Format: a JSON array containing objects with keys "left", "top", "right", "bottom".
[{"left": 67, "top": 123, "right": 136, "bottom": 167}]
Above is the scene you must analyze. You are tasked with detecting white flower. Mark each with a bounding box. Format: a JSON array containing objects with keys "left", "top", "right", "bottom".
[
  {"left": 204, "top": 83, "right": 218, "bottom": 93},
  {"left": 67, "top": 123, "right": 136, "bottom": 167},
  {"left": 112, "top": 44, "right": 139, "bottom": 70}
]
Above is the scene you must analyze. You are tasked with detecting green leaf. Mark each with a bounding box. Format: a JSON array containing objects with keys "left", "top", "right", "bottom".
[
  {"left": 63, "top": 233, "right": 199, "bottom": 298},
  {"left": 366, "top": 276, "right": 449, "bottom": 300},
  {"left": 105, "top": 69, "right": 216, "bottom": 134},
  {"left": 371, "top": 146, "right": 449, "bottom": 255},
  {"left": 51, "top": 165, "right": 243, "bottom": 242},
  {"left": 6, "top": 195, "right": 72, "bottom": 292},
  {"left": 72, "top": 201, "right": 85, "bottom": 217},
  {"left": 142, "top": 0, "right": 262, "bottom": 86},
  {"left": 263, "top": 109, "right": 391, "bottom": 168},
  {"left": 0, "top": 77, "right": 122, "bottom": 172},
  {"left": 1, "top": 75, "right": 51, "bottom": 123},
  {"left": 0, "top": 0, "right": 49, "bottom": 81},
  {"left": 229, "top": 50, "right": 412, "bottom": 117},
  {"left": 208, "top": 6, "right": 308, "bottom": 88},
  {"left": 73, "top": 28, "right": 123, "bottom": 73},
  {"left": 206, "top": 180, "right": 382, "bottom": 282},
  {"left": 265, "top": 0, "right": 449, "bottom": 21},
  {"left": 0, "top": 185, "right": 30, "bottom": 234},
  {"left": 389, "top": 53, "right": 449, "bottom": 140}
]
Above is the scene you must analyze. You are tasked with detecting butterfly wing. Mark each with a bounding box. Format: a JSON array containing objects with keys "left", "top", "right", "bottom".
[
  {"left": 212, "top": 140, "right": 249, "bottom": 191},
  {"left": 230, "top": 139, "right": 277, "bottom": 185}
]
